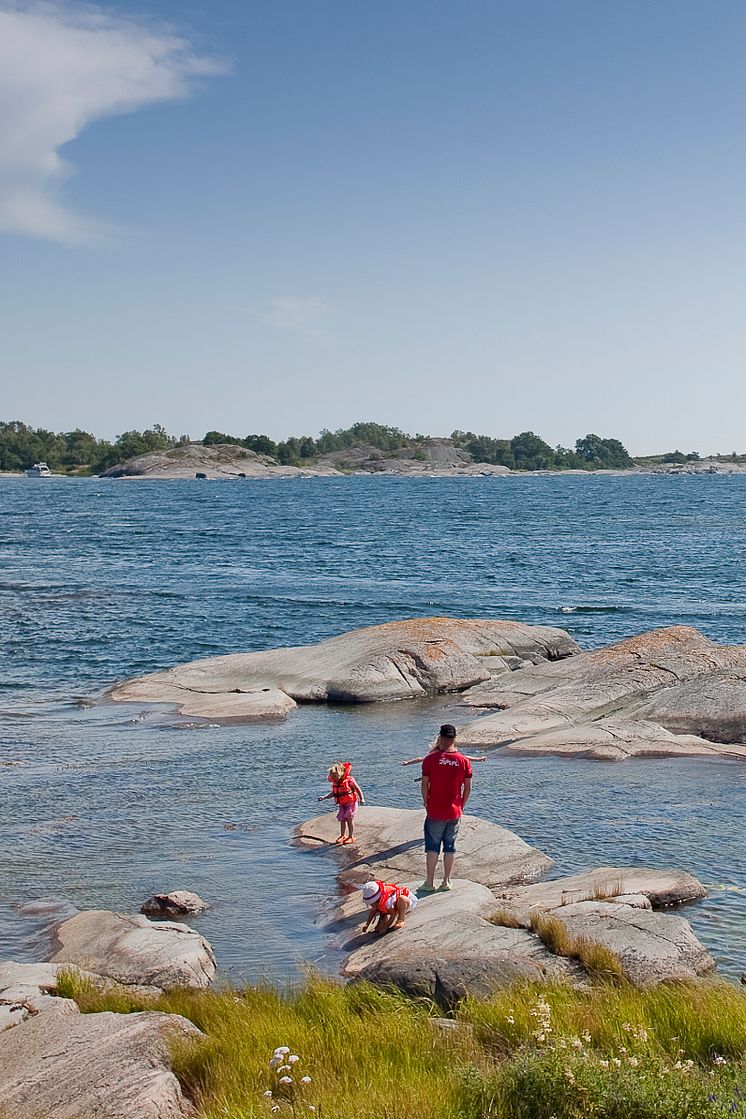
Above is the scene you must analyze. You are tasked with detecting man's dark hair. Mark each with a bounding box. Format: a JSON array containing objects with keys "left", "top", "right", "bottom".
[{"left": 439, "top": 723, "right": 457, "bottom": 739}]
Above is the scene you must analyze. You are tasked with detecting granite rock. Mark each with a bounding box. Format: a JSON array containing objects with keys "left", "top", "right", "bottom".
[
  {"left": 296, "top": 805, "right": 553, "bottom": 887},
  {"left": 109, "top": 617, "right": 579, "bottom": 721},
  {"left": 51, "top": 911, "right": 216, "bottom": 990}
]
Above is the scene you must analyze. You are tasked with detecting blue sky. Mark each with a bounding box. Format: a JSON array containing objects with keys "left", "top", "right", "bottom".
[{"left": 1, "top": 0, "right": 745, "bottom": 453}]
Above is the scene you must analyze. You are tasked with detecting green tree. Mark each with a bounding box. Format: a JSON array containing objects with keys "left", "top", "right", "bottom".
[
  {"left": 575, "top": 434, "right": 634, "bottom": 469},
  {"left": 243, "top": 434, "right": 278, "bottom": 458},
  {"left": 511, "top": 431, "right": 556, "bottom": 470},
  {"left": 203, "top": 430, "right": 239, "bottom": 446}
]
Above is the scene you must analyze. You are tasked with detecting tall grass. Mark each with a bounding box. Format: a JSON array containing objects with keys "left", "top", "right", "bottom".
[
  {"left": 528, "top": 911, "right": 625, "bottom": 981},
  {"left": 60, "top": 972, "right": 746, "bottom": 1119}
]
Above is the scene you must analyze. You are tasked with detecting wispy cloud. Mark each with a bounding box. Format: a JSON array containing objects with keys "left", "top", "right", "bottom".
[
  {"left": 0, "top": 1, "right": 223, "bottom": 244},
  {"left": 255, "top": 296, "right": 335, "bottom": 340}
]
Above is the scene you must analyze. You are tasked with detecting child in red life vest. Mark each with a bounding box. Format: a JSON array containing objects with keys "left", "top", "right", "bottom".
[
  {"left": 317, "top": 761, "right": 365, "bottom": 845},
  {"left": 361, "top": 880, "right": 417, "bottom": 934}
]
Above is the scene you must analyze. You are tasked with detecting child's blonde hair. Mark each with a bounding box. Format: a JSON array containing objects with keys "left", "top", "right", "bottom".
[{"left": 328, "top": 762, "right": 346, "bottom": 780}]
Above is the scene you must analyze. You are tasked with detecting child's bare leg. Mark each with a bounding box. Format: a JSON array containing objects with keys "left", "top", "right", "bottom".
[{"left": 392, "top": 896, "right": 408, "bottom": 929}]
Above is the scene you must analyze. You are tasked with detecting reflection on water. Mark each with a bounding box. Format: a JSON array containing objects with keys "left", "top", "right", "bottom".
[{"left": 1, "top": 476, "right": 746, "bottom": 982}]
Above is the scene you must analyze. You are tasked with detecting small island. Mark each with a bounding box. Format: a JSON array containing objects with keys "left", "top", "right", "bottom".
[{"left": 3, "top": 418, "right": 745, "bottom": 479}]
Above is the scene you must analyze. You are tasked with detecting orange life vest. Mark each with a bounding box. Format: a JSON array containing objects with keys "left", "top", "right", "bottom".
[
  {"left": 330, "top": 761, "right": 357, "bottom": 806},
  {"left": 373, "top": 881, "right": 410, "bottom": 915}
]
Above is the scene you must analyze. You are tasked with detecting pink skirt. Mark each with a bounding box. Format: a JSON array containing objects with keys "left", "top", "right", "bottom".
[{"left": 337, "top": 801, "right": 357, "bottom": 822}]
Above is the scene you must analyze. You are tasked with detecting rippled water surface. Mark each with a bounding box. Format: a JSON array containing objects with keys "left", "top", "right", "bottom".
[{"left": 1, "top": 475, "right": 745, "bottom": 980}]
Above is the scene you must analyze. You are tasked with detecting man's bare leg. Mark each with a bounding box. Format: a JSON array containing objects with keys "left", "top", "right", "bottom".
[
  {"left": 442, "top": 852, "right": 455, "bottom": 887},
  {"left": 425, "top": 851, "right": 439, "bottom": 889}
]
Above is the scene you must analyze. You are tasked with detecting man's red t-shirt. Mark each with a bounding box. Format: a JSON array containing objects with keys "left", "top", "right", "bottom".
[{"left": 422, "top": 749, "right": 473, "bottom": 821}]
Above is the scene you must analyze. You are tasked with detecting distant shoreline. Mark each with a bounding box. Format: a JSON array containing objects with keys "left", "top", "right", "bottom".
[{"left": 5, "top": 465, "right": 746, "bottom": 481}]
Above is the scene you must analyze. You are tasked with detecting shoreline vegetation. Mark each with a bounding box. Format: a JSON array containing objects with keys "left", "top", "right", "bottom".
[
  {"left": 3, "top": 418, "right": 746, "bottom": 479},
  {"left": 61, "top": 970, "right": 746, "bottom": 1119}
]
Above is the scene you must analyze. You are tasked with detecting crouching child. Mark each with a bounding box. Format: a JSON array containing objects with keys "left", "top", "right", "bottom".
[{"left": 361, "top": 880, "right": 417, "bottom": 934}]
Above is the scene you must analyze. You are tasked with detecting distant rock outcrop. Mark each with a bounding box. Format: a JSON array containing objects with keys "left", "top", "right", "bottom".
[
  {"left": 314, "top": 438, "right": 511, "bottom": 475},
  {"left": 457, "top": 625, "right": 746, "bottom": 759},
  {"left": 109, "top": 616, "right": 579, "bottom": 722},
  {"left": 100, "top": 441, "right": 340, "bottom": 480}
]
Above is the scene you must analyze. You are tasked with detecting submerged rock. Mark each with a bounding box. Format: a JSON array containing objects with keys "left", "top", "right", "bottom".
[
  {"left": 457, "top": 626, "right": 746, "bottom": 759},
  {"left": 51, "top": 911, "right": 216, "bottom": 990},
  {"left": 109, "top": 617, "right": 579, "bottom": 721},
  {"left": 296, "top": 805, "right": 554, "bottom": 887}
]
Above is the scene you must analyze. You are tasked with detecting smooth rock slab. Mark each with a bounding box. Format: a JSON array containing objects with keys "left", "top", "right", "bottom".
[
  {"left": 544, "top": 901, "right": 716, "bottom": 986},
  {"left": 141, "top": 890, "right": 209, "bottom": 917},
  {"left": 110, "top": 616, "right": 579, "bottom": 720},
  {"left": 494, "top": 867, "right": 707, "bottom": 917},
  {"left": 51, "top": 911, "right": 216, "bottom": 990},
  {"left": 333, "top": 879, "right": 580, "bottom": 1006},
  {"left": 0, "top": 1008, "right": 201, "bottom": 1119},
  {"left": 457, "top": 626, "right": 746, "bottom": 759},
  {"left": 296, "top": 805, "right": 553, "bottom": 887}
]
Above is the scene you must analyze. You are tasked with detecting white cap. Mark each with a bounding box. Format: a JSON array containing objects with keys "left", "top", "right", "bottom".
[{"left": 362, "top": 881, "right": 381, "bottom": 904}]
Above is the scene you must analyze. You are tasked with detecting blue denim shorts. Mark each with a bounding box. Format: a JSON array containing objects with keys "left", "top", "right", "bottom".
[{"left": 424, "top": 815, "right": 460, "bottom": 854}]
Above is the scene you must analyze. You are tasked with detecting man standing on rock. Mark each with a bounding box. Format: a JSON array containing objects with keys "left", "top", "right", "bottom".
[{"left": 419, "top": 723, "right": 472, "bottom": 894}]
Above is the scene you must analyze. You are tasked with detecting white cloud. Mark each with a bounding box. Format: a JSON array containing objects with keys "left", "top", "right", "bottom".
[
  {"left": 0, "top": 1, "right": 223, "bottom": 244},
  {"left": 256, "top": 296, "right": 335, "bottom": 339}
]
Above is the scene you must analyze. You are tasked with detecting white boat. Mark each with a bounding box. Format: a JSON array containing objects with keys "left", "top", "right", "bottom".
[{"left": 25, "top": 462, "right": 52, "bottom": 477}]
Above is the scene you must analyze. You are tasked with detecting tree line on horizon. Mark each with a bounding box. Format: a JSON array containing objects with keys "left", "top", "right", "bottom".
[{"left": 0, "top": 418, "right": 714, "bottom": 474}]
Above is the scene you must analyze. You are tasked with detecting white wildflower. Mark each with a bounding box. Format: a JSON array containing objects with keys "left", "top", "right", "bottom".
[
  {"left": 278, "top": 1065, "right": 292, "bottom": 1073},
  {"left": 570, "top": 1037, "right": 583, "bottom": 1051},
  {"left": 713, "top": 1055, "right": 727, "bottom": 1066},
  {"left": 274, "top": 1046, "right": 291, "bottom": 1056},
  {"left": 288, "top": 1054, "right": 300, "bottom": 1064},
  {"left": 627, "top": 1057, "right": 639, "bottom": 1068},
  {"left": 279, "top": 1076, "right": 293, "bottom": 1085},
  {"left": 301, "top": 1076, "right": 312, "bottom": 1084},
  {"left": 269, "top": 1057, "right": 282, "bottom": 1068},
  {"left": 612, "top": 1058, "right": 622, "bottom": 1068},
  {"left": 271, "top": 1108, "right": 280, "bottom": 1114},
  {"left": 263, "top": 1090, "right": 273, "bottom": 1098},
  {"left": 599, "top": 1059, "right": 609, "bottom": 1069}
]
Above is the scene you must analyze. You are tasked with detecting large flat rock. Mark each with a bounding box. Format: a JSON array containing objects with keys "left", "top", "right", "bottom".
[
  {"left": 457, "top": 626, "right": 746, "bottom": 759},
  {"left": 109, "top": 617, "right": 579, "bottom": 720},
  {"left": 332, "top": 879, "right": 581, "bottom": 1005},
  {"left": 51, "top": 911, "right": 216, "bottom": 990},
  {"left": 296, "top": 805, "right": 553, "bottom": 887},
  {"left": 0, "top": 1007, "right": 200, "bottom": 1118}
]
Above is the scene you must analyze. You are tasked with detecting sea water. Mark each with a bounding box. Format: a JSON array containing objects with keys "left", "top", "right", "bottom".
[{"left": 1, "top": 474, "right": 745, "bottom": 981}]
